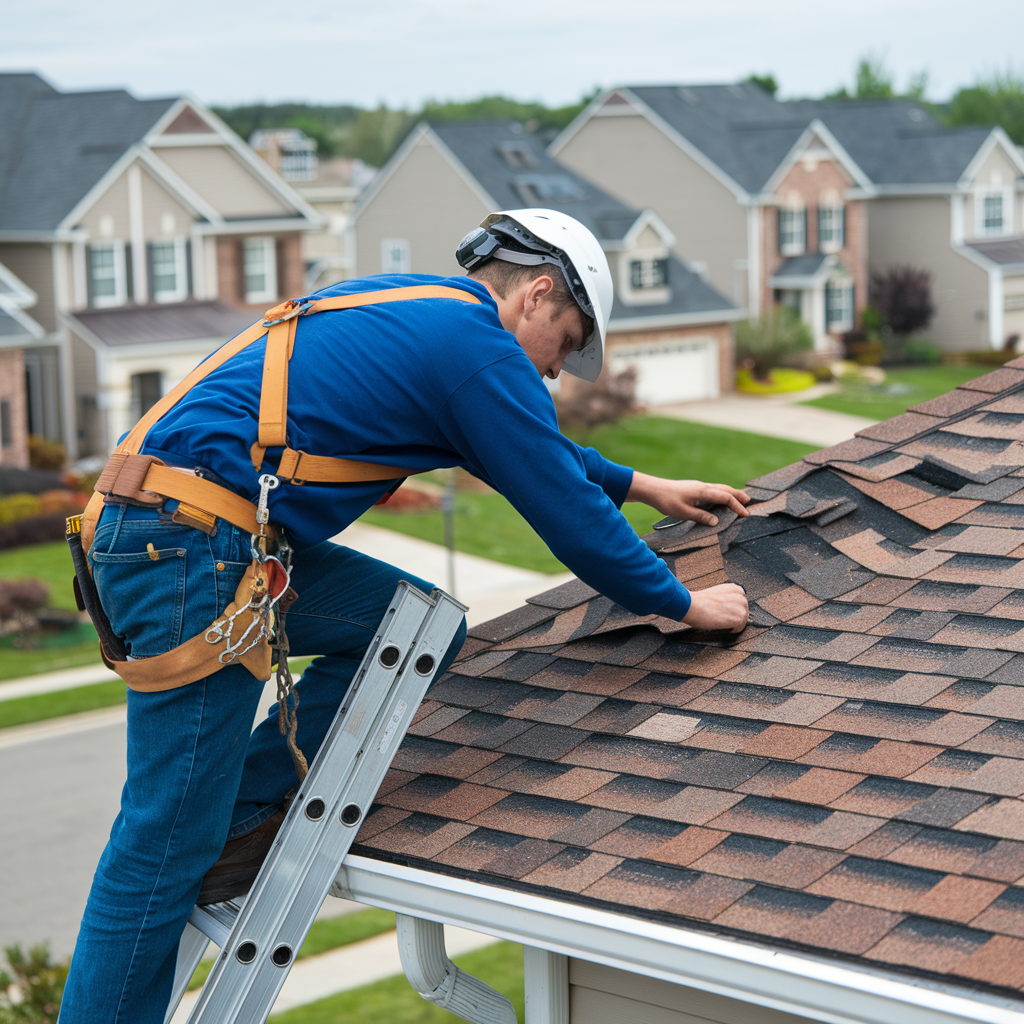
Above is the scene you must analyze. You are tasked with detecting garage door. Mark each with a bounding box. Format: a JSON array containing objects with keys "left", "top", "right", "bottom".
[{"left": 609, "top": 337, "right": 719, "bottom": 405}]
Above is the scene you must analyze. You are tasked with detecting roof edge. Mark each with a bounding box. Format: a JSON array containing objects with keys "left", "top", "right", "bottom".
[{"left": 339, "top": 855, "right": 1021, "bottom": 1024}]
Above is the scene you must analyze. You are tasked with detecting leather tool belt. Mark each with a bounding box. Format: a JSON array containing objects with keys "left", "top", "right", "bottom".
[{"left": 72, "top": 285, "right": 481, "bottom": 692}]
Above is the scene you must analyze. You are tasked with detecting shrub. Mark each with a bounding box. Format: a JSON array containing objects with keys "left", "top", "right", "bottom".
[
  {"left": 902, "top": 338, "right": 942, "bottom": 365},
  {"left": 556, "top": 365, "right": 639, "bottom": 432},
  {"left": 870, "top": 266, "right": 935, "bottom": 343},
  {"left": 0, "top": 494, "right": 41, "bottom": 527},
  {"left": 27, "top": 437, "right": 66, "bottom": 472},
  {"left": 0, "top": 942, "right": 69, "bottom": 1023},
  {"left": 735, "top": 306, "right": 813, "bottom": 381},
  {"left": 0, "top": 515, "right": 68, "bottom": 552}
]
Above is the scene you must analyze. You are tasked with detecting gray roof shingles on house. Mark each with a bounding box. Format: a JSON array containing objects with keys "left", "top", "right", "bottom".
[
  {"left": 967, "top": 239, "right": 1024, "bottom": 269},
  {"left": 429, "top": 119, "right": 735, "bottom": 321},
  {"left": 354, "top": 361, "right": 1024, "bottom": 1002},
  {"left": 625, "top": 84, "right": 996, "bottom": 193},
  {"left": 67, "top": 301, "right": 257, "bottom": 347},
  {"left": 0, "top": 72, "right": 176, "bottom": 232}
]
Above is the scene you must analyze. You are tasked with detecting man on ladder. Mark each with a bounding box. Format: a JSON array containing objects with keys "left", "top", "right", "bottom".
[{"left": 59, "top": 209, "right": 749, "bottom": 1023}]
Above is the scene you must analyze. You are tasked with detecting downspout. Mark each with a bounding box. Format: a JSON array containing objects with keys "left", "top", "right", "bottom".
[
  {"left": 396, "top": 914, "right": 517, "bottom": 1024},
  {"left": 990, "top": 268, "right": 1005, "bottom": 350}
]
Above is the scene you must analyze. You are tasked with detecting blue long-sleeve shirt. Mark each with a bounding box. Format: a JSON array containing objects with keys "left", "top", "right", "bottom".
[{"left": 143, "top": 275, "right": 692, "bottom": 620}]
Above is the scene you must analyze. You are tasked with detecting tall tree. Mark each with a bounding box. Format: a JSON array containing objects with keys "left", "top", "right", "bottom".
[{"left": 946, "top": 69, "right": 1024, "bottom": 144}]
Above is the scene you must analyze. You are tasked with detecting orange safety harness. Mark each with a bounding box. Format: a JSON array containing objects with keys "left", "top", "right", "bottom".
[{"left": 75, "top": 285, "right": 481, "bottom": 699}]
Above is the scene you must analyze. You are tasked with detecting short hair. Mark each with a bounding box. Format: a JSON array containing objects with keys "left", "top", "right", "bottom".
[{"left": 469, "top": 259, "right": 595, "bottom": 342}]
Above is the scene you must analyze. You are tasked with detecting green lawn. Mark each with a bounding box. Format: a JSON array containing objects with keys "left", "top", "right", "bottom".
[
  {"left": 0, "top": 539, "right": 79, "bottom": 611},
  {"left": 801, "top": 365, "right": 991, "bottom": 421},
  {"left": 271, "top": 941, "right": 523, "bottom": 1023},
  {"left": 0, "top": 678, "right": 126, "bottom": 729},
  {"left": 366, "top": 416, "right": 815, "bottom": 573},
  {"left": 188, "top": 907, "right": 396, "bottom": 991}
]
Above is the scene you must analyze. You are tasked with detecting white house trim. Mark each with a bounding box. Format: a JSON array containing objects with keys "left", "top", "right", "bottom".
[
  {"left": 56, "top": 145, "right": 144, "bottom": 234},
  {"left": 546, "top": 90, "right": 622, "bottom": 157},
  {"left": 959, "top": 128, "right": 1024, "bottom": 188},
  {"left": 148, "top": 134, "right": 228, "bottom": 148},
  {"left": 190, "top": 217, "right": 318, "bottom": 236},
  {"left": 760, "top": 120, "right": 874, "bottom": 197},
  {"left": 747, "top": 206, "right": 761, "bottom": 316},
  {"left": 336, "top": 856, "right": 1024, "bottom": 1024},
  {"left": 135, "top": 147, "right": 225, "bottom": 226},
  {"left": 127, "top": 163, "right": 148, "bottom": 303},
  {"left": 0, "top": 261, "right": 39, "bottom": 309},
  {"left": 609, "top": 307, "right": 745, "bottom": 331},
  {"left": 351, "top": 124, "right": 433, "bottom": 223},
  {"left": 990, "top": 269, "right": 1005, "bottom": 349},
  {"left": 426, "top": 128, "right": 505, "bottom": 212},
  {"left": 617, "top": 209, "right": 676, "bottom": 251}
]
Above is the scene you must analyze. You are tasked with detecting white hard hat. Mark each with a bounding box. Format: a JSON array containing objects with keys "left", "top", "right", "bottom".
[{"left": 456, "top": 209, "right": 613, "bottom": 383}]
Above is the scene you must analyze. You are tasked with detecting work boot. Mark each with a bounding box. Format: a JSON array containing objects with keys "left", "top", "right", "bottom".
[{"left": 197, "top": 789, "right": 296, "bottom": 906}]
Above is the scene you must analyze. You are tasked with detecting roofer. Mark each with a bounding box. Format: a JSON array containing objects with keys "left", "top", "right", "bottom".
[{"left": 58, "top": 208, "right": 749, "bottom": 1023}]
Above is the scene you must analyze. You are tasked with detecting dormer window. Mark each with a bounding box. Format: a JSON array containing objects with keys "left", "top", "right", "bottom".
[
  {"left": 88, "top": 241, "right": 127, "bottom": 308},
  {"left": 630, "top": 258, "right": 668, "bottom": 289},
  {"left": 514, "top": 174, "right": 587, "bottom": 205},
  {"left": 150, "top": 238, "right": 188, "bottom": 303},
  {"left": 778, "top": 207, "right": 806, "bottom": 256},
  {"left": 817, "top": 204, "right": 845, "bottom": 253},
  {"left": 498, "top": 141, "right": 539, "bottom": 170}
]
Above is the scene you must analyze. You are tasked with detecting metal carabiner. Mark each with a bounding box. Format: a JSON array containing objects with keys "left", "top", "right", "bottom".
[{"left": 262, "top": 299, "right": 313, "bottom": 328}]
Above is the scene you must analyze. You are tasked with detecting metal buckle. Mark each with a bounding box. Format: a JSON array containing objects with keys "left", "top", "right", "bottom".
[{"left": 263, "top": 300, "right": 313, "bottom": 328}]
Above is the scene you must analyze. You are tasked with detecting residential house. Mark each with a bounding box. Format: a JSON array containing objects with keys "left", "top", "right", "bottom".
[
  {"left": 352, "top": 120, "right": 741, "bottom": 405},
  {"left": 251, "top": 128, "right": 377, "bottom": 290},
  {"left": 551, "top": 84, "right": 1024, "bottom": 353},
  {"left": 337, "top": 364, "right": 1024, "bottom": 1024},
  {"left": 0, "top": 260, "right": 45, "bottom": 468},
  {"left": 0, "top": 73, "right": 322, "bottom": 460}
]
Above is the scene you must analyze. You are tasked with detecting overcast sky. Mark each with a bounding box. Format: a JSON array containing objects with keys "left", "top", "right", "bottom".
[{"left": 2, "top": 0, "right": 1021, "bottom": 110}]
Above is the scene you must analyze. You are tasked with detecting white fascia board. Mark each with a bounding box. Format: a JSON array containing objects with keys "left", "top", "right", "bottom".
[
  {"left": 0, "top": 261, "right": 39, "bottom": 309},
  {"left": 337, "top": 856, "right": 1023, "bottom": 1024},
  {"left": 760, "top": 122, "right": 873, "bottom": 198},
  {"left": 56, "top": 145, "right": 142, "bottom": 233},
  {"left": 0, "top": 229, "right": 85, "bottom": 242},
  {"left": 547, "top": 89, "right": 621, "bottom": 157},
  {"left": 609, "top": 307, "right": 746, "bottom": 331},
  {"left": 58, "top": 311, "right": 106, "bottom": 354},
  {"left": 351, "top": 123, "right": 431, "bottom": 225},
  {"left": 148, "top": 133, "right": 227, "bottom": 148},
  {"left": 135, "top": 147, "right": 224, "bottom": 225},
  {"left": 0, "top": 301, "right": 45, "bottom": 339},
  {"left": 192, "top": 217, "right": 319, "bottom": 236},
  {"left": 621, "top": 209, "right": 677, "bottom": 250},
  {"left": 955, "top": 243, "right": 1000, "bottom": 272},
  {"left": 616, "top": 89, "right": 751, "bottom": 204},
  {"left": 871, "top": 183, "right": 960, "bottom": 196},
  {"left": 960, "top": 129, "right": 1024, "bottom": 187}
]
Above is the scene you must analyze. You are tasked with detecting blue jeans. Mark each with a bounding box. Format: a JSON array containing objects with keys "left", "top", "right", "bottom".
[{"left": 58, "top": 503, "right": 466, "bottom": 1023}]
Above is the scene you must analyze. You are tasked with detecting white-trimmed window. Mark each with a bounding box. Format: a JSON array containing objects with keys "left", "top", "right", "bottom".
[
  {"left": 150, "top": 238, "right": 188, "bottom": 303},
  {"left": 778, "top": 208, "right": 806, "bottom": 256},
  {"left": 976, "top": 187, "right": 1013, "bottom": 237},
  {"left": 825, "top": 279, "right": 854, "bottom": 333},
  {"left": 381, "top": 238, "right": 411, "bottom": 274},
  {"left": 630, "top": 258, "right": 669, "bottom": 289},
  {"left": 242, "top": 237, "right": 277, "bottom": 304},
  {"left": 818, "top": 204, "right": 845, "bottom": 252},
  {"left": 88, "top": 241, "right": 127, "bottom": 308}
]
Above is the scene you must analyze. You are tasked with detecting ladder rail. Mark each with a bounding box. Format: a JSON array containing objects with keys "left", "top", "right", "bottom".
[{"left": 170, "top": 582, "right": 465, "bottom": 1023}]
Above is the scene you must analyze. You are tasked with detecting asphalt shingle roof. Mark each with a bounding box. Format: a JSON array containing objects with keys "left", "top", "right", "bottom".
[
  {"left": 357, "top": 362, "right": 1024, "bottom": 1003},
  {"left": 67, "top": 301, "right": 257, "bottom": 346},
  {"left": 429, "top": 119, "right": 734, "bottom": 321},
  {"left": 0, "top": 72, "right": 176, "bottom": 231},
  {"left": 624, "top": 85, "right": 996, "bottom": 193}
]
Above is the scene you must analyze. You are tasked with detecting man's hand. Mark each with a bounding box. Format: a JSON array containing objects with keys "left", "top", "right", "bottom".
[
  {"left": 627, "top": 472, "right": 751, "bottom": 527},
  {"left": 683, "top": 583, "right": 748, "bottom": 632}
]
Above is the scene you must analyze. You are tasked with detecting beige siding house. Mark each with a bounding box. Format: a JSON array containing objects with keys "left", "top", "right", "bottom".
[
  {"left": 352, "top": 120, "right": 740, "bottom": 405},
  {"left": 0, "top": 73, "right": 322, "bottom": 460},
  {"left": 553, "top": 85, "right": 1024, "bottom": 354},
  {"left": 0, "top": 261, "right": 45, "bottom": 468}
]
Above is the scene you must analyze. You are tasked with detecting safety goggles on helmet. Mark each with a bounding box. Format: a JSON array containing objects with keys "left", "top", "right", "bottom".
[{"left": 456, "top": 222, "right": 595, "bottom": 323}]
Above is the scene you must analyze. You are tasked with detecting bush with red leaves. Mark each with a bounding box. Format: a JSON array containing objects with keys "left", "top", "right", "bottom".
[{"left": 869, "top": 266, "right": 935, "bottom": 339}]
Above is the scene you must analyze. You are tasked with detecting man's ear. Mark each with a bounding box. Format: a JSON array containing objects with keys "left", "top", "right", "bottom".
[{"left": 522, "top": 274, "right": 555, "bottom": 318}]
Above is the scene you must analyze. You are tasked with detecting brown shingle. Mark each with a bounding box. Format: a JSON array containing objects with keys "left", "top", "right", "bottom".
[
  {"left": 735, "top": 723, "right": 830, "bottom": 760},
  {"left": 718, "top": 654, "right": 822, "bottom": 687},
  {"left": 855, "top": 412, "right": 945, "bottom": 444},
  {"left": 448, "top": 650, "right": 517, "bottom": 677},
  {"left": 887, "top": 580, "right": 1011, "bottom": 614},
  {"left": 637, "top": 644, "right": 750, "bottom": 678},
  {"left": 358, "top": 814, "right": 476, "bottom": 859},
  {"left": 929, "top": 526, "right": 1024, "bottom": 557},
  {"left": 496, "top": 723, "right": 591, "bottom": 760},
  {"left": 899, "top": 497, "right": 986, "bottom": 530},
  {"left": 434, "top": 828, "right": 564, "bottom": 879},
  {"left": 525, "top": 660, "right": 646, "bottom": 696},
  {"left": 803, "top": 437, "right": 891, "bottom": 465},
  {"left": 926, "top": 684, "right": 1024, "bottom": 721},
  {"left": 959, "top": 367, "right": 1024, "bottom": 393},
  {"left": 908, "top": 389, "right": 993, "bottom": 417},
  {"left": 809, "top": 701, "right": 992, "bottom": 746},
  {"left": 706, "top": 795, "right": 884, "bottom": 849},
  {"left": 684, "top": 681, "right": 844, "bottom": 726},
  {"left": 468, "top": 793, "right": 630, "bottom": 845},
  {"left": 738, "top": 763, "right": 864, "bottom": 804},
  {"left": 468, "top": 603, "right": 558, "bottom": 642},
  {"left": 954, "top": 800, "right": 1024, "bottom": 841},
  {"left": 614, "top": 673, "right": 717, "bottom": 708},
  {"left": 499, "top": 689, "right": 607, "bottom": 726},
  {"left": 521, "top": 848, "right": 622, "bottom": 893},
  {"left": 690, "top": 834, "right": 844, "bottom": 887},
  {"left": 583, "top": 860, "right": 752, "bottom": 920},
  {"left": 527, "top": 577, "right": 600, "bottom": 610},
  {"left": 865, "top": 609, "right": 954, "bottom": 641},
  {"left": 391, "top": 737, "right": 505, "bottom": 780},
  {"left": 790, "top": 601, "right": 894, "bottom": 634},
  {"left": 906, "top": 749, "right": 1024, "bottom": 798},
  {"left": 757, "top": 585, "right": 823, "bottom": 622},
  {"left": 793, "top": 664, "right": 951, "bottom": 705},
  {"left": 407, "top": 705, "right": 472, "bottom": 738},
  {"left": 836, "top": 471, "right": 935, "bottom": 510},
  {"left": 586, "top": 775, "right": 744, "bottom": 825},
  {"left": 713, "top": 886, "right": 901, "bottom": 955},
  {"left": 970, "top": 887, "right": 1024, "bottom": 937},
  {"left": 382, "top": 775, "right": 509, "bottom": 820},
  {"left": 835, "top": 577, "right": 919, "bottom": 606},
  {"left": 883, "top": 827, "right": 1024, "bottom": 882},
  {"left": 480, "top": 762, "right": 616, "bottom": 800},
  {"left": 589, "top": 819, "right": 726, "bottom": 865},
  {"left": 797, "top": 732, "right": 943, "bottom": 777}
]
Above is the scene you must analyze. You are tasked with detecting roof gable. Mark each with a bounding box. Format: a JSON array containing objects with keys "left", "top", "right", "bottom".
[{"left": 357, "top": 361, "right": 1024, "bottom": 1006}]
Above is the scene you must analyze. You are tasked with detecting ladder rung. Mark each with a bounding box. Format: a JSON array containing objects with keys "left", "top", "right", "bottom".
[{"left": 189, "top": 900, "right": 242, "bottom": 948}]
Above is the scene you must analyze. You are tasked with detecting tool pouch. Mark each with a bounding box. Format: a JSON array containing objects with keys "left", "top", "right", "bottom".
[
  {"left": 66, "top": 518, "right": 128, "bottom": 664},
  {"left": 95, "top": 452, "right": 166, "bottom": 507}
]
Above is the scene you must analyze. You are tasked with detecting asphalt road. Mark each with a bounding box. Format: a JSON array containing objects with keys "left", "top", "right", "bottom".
[{"left": 0, "top": 717, "right": 126, "bottom": 959}]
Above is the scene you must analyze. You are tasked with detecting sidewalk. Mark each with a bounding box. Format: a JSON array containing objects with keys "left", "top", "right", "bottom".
[
  {"left": 0, "top": 522, "right": 571, "bottom": 704},
  {"left": 170, "top": 920, "right": 499, "bottom": 1021},
  {"left": 657, "top": 383, "right": 877, "bottom": 448}
]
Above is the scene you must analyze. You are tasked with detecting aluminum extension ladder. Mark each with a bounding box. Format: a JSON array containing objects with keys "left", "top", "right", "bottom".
[{"left": 164, "top": 581, "right": 467, "bottom": 1024}]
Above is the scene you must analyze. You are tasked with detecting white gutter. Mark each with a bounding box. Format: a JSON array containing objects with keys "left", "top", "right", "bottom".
[
  {"left": 396, "top": 914, "right": 516, "bottom": 1024},
  {"left": 191, "top": 218, "right": 321, "bottom": 235},
  {"left": 609, "top": 307, "right": 746, "bottom": 332},
  {"left": 335, "top": 856, "right": 1024, "bottom": 1024}
]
